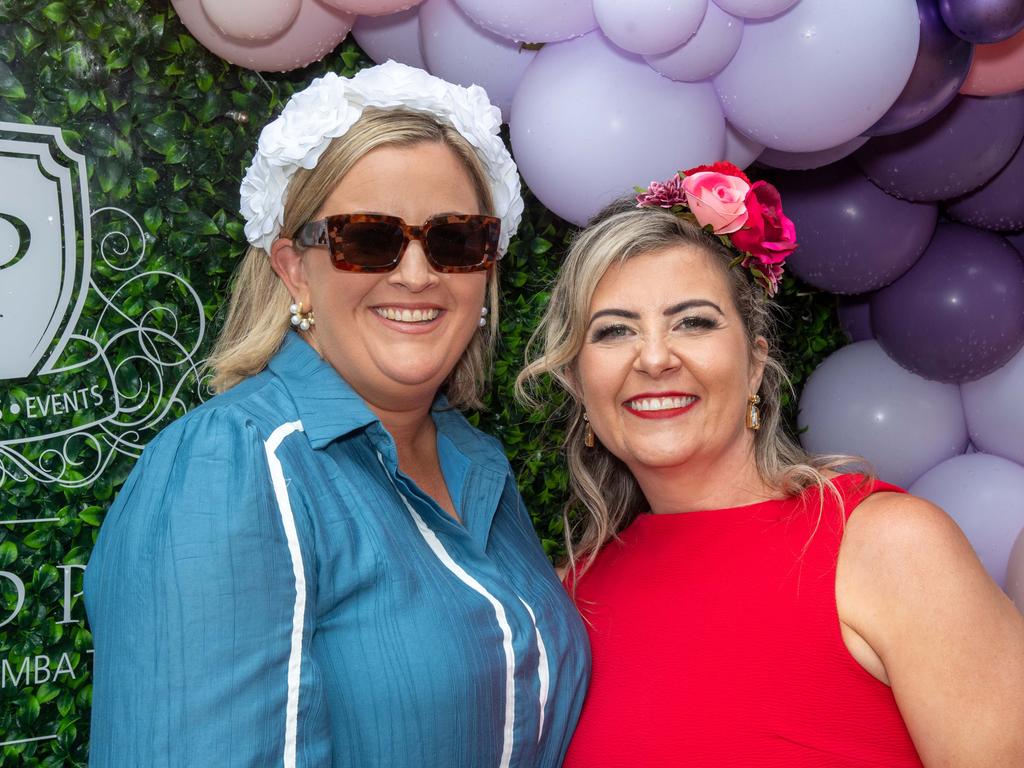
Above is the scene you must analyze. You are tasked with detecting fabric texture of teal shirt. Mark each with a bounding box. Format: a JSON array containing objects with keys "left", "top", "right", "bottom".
[{"left": 84, "top": 332, "right": 590, "bottom": 767}]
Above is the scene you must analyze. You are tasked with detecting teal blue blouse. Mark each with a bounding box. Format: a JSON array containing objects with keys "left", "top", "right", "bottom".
[{"left": 84, "top": 333, "right": 590, "bottom": 767}]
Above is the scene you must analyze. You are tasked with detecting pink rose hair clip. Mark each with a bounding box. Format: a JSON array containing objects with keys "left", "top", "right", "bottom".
[{"left": 635, "top": 161, "right": 797, "bottom": 296}]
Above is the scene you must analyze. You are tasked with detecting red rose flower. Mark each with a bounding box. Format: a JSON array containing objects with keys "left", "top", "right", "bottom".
[
  {"left": 730, "top": 180, "right": 797, "bottom": 266},
  {"left": 682, "top": 161, "right": 750, "bottom": 185}
]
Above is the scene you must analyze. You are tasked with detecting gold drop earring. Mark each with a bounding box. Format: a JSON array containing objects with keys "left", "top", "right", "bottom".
[
  {"left": 583, "top": 412, "right": 595, "bottom": 448},
  {"left": 745, "top": 394, "right": 761, "bottom": 431}
]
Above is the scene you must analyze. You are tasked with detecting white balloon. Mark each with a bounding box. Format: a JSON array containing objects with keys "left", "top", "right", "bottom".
[
  {"left": 200, "top": 0, "right": 300, "bottom": 41},
  {"left": 645, "top": 2, "right": 743, "bottom": 81},
  {"left": 594, "top": 0, "right": 708, "bottom": 56}
]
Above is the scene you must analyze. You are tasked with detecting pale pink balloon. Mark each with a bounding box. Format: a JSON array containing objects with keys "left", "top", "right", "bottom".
[
  {"left": 200, "top": 0, "right": 300, "bottom": 41},
  {"left": 320, "top": 0, "right": 424, "bottom": 16},
  {"left": 961, "top": 27, "right": 1024, "bottom": 96},
  {"left": 1007, "top": 528, "right": 1024, "bottom": 612},
  {"left": 171, "top": 0, "right": 354, "bottom": 72}
]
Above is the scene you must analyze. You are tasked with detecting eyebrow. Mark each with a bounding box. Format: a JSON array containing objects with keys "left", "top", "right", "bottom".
[{"left": 587, "top": 299, "right": 724, "bottom": 327}]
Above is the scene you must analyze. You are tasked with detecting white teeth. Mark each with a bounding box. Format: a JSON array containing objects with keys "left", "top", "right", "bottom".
[
  {"left": 628, "top": 395, "right": 696, "bottom": 411},
  {"left": 375, "top": 307, "right": 440, "bottom": 323}
]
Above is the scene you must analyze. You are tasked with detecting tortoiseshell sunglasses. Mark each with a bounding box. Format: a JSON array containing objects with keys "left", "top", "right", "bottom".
[{"left": 293, "top": 213, "right": 501, "bottom": 273}]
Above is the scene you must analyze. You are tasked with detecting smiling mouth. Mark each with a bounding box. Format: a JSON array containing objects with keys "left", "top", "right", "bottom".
[
  {"left": 625, "top": 395, "right": 698, "bottom": 412},
  {"left": 373, "top": 306, "right": 442, "bottom": 323}
]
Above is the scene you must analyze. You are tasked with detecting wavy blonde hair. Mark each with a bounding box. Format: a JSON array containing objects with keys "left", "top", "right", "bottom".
[
  {"left": 517, "top": 199, "right": 862, "bottom": 575},
  {"left": 207, "top": 108, "right": 499, "bottom": 410}
]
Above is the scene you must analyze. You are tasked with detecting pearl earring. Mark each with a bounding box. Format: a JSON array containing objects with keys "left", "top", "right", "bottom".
[
  {"left": 479, "top": 306, "right": 488, "bottom": 328},
  {"left": 289, "top": 301, "right": 315, "bottom": 332}
]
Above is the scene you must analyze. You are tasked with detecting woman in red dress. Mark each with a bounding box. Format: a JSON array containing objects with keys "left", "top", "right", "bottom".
[{"left": 518, "top": 168, "right": 1024, "bottom": 767}]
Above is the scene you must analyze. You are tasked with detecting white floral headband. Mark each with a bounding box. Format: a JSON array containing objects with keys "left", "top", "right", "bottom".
[{"left": 240, "top": 60, "right": 524, "bottom": 256}]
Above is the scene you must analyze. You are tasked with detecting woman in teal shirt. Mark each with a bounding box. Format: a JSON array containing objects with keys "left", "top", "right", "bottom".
[{"left": 84, "top": 62, "right": 589, "bottom": 767}]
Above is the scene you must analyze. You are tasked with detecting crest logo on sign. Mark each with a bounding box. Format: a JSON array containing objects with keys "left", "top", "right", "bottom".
[{"left": 0, "top": 122, "right": 207, "bottom": 494}]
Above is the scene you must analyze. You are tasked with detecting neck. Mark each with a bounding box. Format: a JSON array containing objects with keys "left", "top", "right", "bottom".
[
  {"left": 629, "top": 435, "right": 777, "bottom": 515},
  {"left": 366, "top": 396, "right": 439, "bottom": 467}
]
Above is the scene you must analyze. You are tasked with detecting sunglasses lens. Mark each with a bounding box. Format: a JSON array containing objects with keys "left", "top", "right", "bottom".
[
  {"left": 426, "top": 220, "right": 494, "bottom": 270},
  {"left": 335, "top": 220, "right": 405, "bottom": 270}
]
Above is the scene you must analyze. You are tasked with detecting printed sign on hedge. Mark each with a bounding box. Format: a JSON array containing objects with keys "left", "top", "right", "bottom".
[{"left": 0, "top": 122, "right": 207, "bottom": 494}]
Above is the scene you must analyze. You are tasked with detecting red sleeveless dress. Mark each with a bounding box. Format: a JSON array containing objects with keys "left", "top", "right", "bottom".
[{"left": 563, "top": 474, "right": 924, "bottom": 767}]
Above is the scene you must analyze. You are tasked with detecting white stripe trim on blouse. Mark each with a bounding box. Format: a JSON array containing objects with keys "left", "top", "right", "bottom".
[
  {"left": 378, "top": 452, "right": 517, "bottom": 768},
  {"left": 518, "top": 597, "right": 550, "bottom": 743},
  {"left": 265, "top": 420, "right": 307, "bottom": 768}
]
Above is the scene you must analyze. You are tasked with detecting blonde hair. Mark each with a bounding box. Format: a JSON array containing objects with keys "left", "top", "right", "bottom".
[
  {"left": 517, "top": 199, "right": 862, "bottom": 574},
  {"left": 207, "top": 108, "right": 499, "bottom": 410}
]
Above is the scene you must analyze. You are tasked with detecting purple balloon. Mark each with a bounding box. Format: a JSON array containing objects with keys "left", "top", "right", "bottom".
[
  {"left": 946, "top": 131, "right": 1024, "bottom": 231},
  {"left": 723, "top": 122, "right": 764, "bottom": 170},
  {"left": 644, "top": 3, "right": 744, "bottom": 82},
  {"left": 798, "top": 341, "right": 968, "bottom": 488},
  {"left": 837, "top": 296, "right": 874, "bottom": 342},
  {"left": 871, "top": 222, "right": 1024, "bottom": 382},
  {"left": 857, "top": 93, "right": 1024, "bottom": 202},
  {"left": 865, "top": 0, "right": 974, "bottom": 136},
  {"left": 510, "top": 32, "right": 725, "bottom": 225},
  {"left": 419, "top": 0, "right": 536, "bottom": 122},
  {"left": 1007, "top": 529, "right": 1024, "bottom": 610},
  {"left": 961, "top": 343, "right": 1024, "bottom": 464},
  {"left": 713, "top": 0, "right": 799, "bottom": 19},
  {"left": 909, "top": 452, "right": 1024, "bottom": 587},
  {"left": 771, "top": 161, "right": 938, "bottom": 294},
  {"left": 453, "top": 0, "right": 597, "bottom": 43},
  {"left": 757, "top": 136, "right": 870, "bottom": 171},
  {"left": 1008, "top": 230, "right": 1024, "bottom": 253},
  {"left": 714, "top": 0, "right": 920, "bottom": 153},
  {"left": 351, "top": 6, "right": 427, "bottom": 69},
  {"left": 940, "top": 0, "right": 1024, "bottom": 43}
]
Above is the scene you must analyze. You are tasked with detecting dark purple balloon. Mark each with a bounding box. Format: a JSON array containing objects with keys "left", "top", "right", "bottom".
[
  {"left": 946, "top": 132, "right": 1024, "bottom": 230},
  {"left": 940, "top": 0, "right": 1024, "bottom": 43},
  {"left": 1008, "top": 230, "right": 1024, "bottom": 253},
  {"left": 871, "top": 222, "right": 1024, "bottom": 382},
  {"left": 772, "top": 161, "right": 938, "bottom": 294},
  {"left": 866, "top": 0, "right": 974, "bottom": 136},
  {"left": 837, "top": 296, "right": 874, "bottom": 342},
  {"left": 857, "top": 92, "right": 1024, "bottom": 202}
]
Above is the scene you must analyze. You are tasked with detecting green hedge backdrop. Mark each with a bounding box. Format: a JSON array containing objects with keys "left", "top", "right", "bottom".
[{"left": 0, "top": 1, "right": 845, "bottom": 763}]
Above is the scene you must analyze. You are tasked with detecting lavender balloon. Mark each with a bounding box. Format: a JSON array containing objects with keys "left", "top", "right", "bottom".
[
  {"left": 798, "top": 341, "right": 968, "bottom": 488},
  {"left": 723, "top": 122, "right": 764, "bottom": 170},
  {"left": 865, "top": 0, "right": 974, "bottom": 136},
  {"left": 453, "top": 0, "right": 596, "bottom": 43},
  {"left": 644, "top": 3, "right": 743, "bottom": 81},
  {"left": 713, "top": 0, "right": 799, "bottom": 19},
  {"left": 714, "top": 0, "right": 920, "bottom": 152},
  {"left": 946, "top": 132, "right": 1024, "bottom": 231},
  {"left": 758, "top": 136, "right": 870, "bottom": 171},
  {"left": 837, "top": 296, "right": 875, "bottom": 342},
  {"left": 910, "top": 453, "right": 1024, "bottom": 587},
  {"left": 352, "top": 6, "right": 426, "bottom": 69},
  {"left": 857, "top": 93, "right": 1024, "bottom": 202},
  {"left": 962, "top": 344, "right": 1024, "bottom": 465},
  {"left": 1007, "top": 529, "right": 1024, "bottom": 610},
  {"left": 419, "top": 0, "right": 536, "bottom": 121},
  {"left": 940, "top": 0, "right": 1024, "bottom": 43},
  {"left": 771, "top": 161, "right": 938, "bottom": 294},
  {"left": 510, "top": 32, "right": 725, "bottom": 225},
  {"left": 871, "top": 223, "right": 1024, "bottom": 383},
  {"left": 594, "top": 0, "right": 707, "bottom": 56}
]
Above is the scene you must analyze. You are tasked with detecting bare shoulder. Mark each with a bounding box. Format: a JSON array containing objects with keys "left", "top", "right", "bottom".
[{"left": 843, "top": 490, "right": 969, "bottom": 562}]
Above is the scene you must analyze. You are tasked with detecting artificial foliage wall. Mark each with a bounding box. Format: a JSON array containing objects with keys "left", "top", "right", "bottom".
[{"left": 0, "top": 1, "right": 844, "bottom": 763}]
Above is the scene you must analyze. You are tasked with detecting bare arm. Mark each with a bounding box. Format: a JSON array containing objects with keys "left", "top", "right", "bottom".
[{"left": 837, "top": 491, "right": 1024, "bottom": 768}]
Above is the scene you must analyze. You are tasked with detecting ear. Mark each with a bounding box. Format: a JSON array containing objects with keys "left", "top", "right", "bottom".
[
  {"left": 269, "top": 237, "right": 310, "bottom": 306},
  {"left": 749, "top": 336, "right": 769, "bottom": 394}
]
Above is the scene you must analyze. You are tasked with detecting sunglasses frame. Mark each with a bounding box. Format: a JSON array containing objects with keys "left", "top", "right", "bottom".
[{"left": 293, "top": 212, "right": 502, "bottom": 274}]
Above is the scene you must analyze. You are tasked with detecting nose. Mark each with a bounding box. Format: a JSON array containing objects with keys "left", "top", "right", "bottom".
[
  {"left": 388, "top": 238, "right": 438, "bottom": 292},
  {"left": 633, "top": 333, "right": 681, "bottom": 378}
]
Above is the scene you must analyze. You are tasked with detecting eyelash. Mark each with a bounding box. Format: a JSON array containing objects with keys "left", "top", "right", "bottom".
[{"left": 590, "top": 315, "right": 719, "bottom": 342}]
